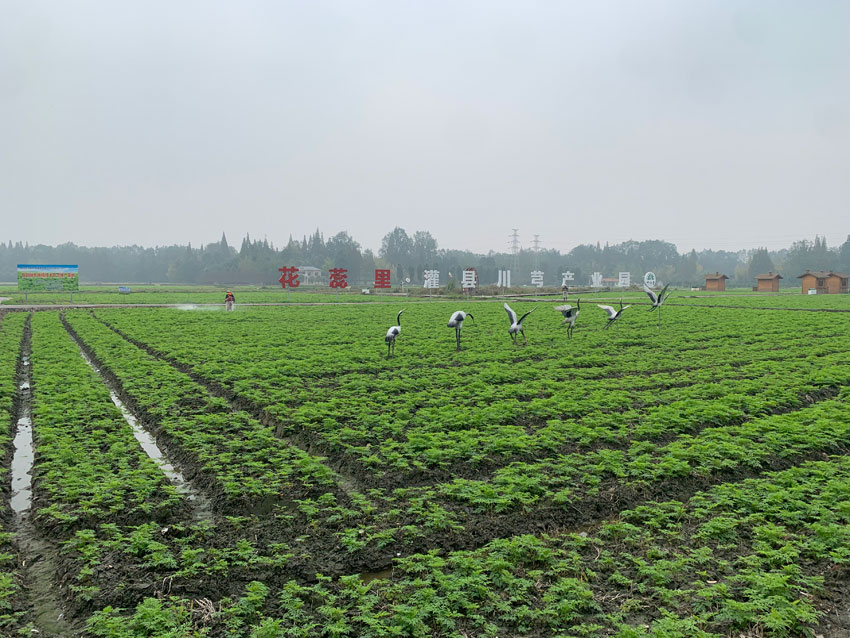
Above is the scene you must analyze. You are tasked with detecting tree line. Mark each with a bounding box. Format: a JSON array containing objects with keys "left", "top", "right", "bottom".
[{"left": 1, "top": 230, "right": 848, "bottom": 288}]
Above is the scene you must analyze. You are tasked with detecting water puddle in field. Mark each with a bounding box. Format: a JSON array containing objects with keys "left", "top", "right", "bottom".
[
  {"left": 359, "top": 567, "right": 393, "bottom": 584},
  {"left": 72, "top": 336, "right": 213, "bottom": 522},
  {"left": 11, "top": 356, "right": 33, "bottom": 514},
  {"left": 17, "top": 531, "right": 78, "bottom": 635},
  {"left": 176, "top": 304, "right": 224, "bottom": 312},
  {"left": 11, "top": 317, "right": 79, "bottom": 636}
]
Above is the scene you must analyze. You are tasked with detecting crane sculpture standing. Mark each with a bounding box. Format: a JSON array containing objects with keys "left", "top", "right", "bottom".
[
  {"left": 447, "top": 311, "right": 474, "bottom": 351},
  {"left": 644, "top": 283, "right": 671, "bottom": 329},
  {"left": 598, "top": 299, "right": 630, "bottom": 330},
  {"left": 504, "top": 303, "right": 536, "bottom": 346},
  {"left": 385, "top": 310, "right": 404, "bottom": 358},
  {"left": 554, "top": 299, "right": 581, "bottom": 339}
]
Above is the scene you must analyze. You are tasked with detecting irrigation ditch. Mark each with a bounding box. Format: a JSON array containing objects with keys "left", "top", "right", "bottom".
[
  {"left": 65, "top": 324, "right": 213, "bottom": 524},
  {"left": 10, "top": 315, "right": 81, "bottom": 637}
]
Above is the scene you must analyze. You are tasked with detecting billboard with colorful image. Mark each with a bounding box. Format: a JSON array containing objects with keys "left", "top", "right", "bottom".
[{"left": 17, "top": 264, "right": 79, "bottom": 291}]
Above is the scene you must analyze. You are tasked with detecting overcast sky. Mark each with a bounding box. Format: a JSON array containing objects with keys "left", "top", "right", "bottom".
[{"left": 2, "top": 1, "right": 848, "bottom": 254}]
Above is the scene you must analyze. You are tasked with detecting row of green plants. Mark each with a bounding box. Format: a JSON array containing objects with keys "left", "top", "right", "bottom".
[
  {"left": 84, "top": 305, "right": 850, "bottom": 570},
  {"left": 63, "top": 312, "right": 345, "bottom": 511},
  {"left": 94, "top": 304, "right": 850, "bottom": 481},
  {"left": 24, "top": 313, "right": 349, "bottom": 624},
  {"left": 10, "top": 301, "right": 850, "bottom": 634},
  {"left": 667, "top": 293, "right": 850, "bottom": 309},
  {"left": 438, "top": 387, "right": 850, "bottom": 513},
  {"left": 63, "top": 311, "right": 404, "bottom": 581},
  {"left": 27, "top": 312, "right": 200, "bottom": 616},
  {"left": 65, "top": 311, "right": 475, "bottom": 570},
  {"left": 0, "top": 312, "right": 31, "bottom": 633},
  {"left": 1, "top": 290, "right": 409, "bottom": 306},
  {"left": 89, "top": 456, "right": 850, "bottom": 637},
  {"left": 29, "top": 312, "right": 185, "bottom": 532}
]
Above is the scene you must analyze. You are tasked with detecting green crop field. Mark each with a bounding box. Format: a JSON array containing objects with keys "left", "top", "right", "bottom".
[{"left": 1, "top": 294, "right": 849, "bottom": 637}]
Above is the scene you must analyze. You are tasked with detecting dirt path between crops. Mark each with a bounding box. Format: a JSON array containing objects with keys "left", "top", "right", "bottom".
[{"left": 10, "top": 316, "right": 83, "bottom": 637}]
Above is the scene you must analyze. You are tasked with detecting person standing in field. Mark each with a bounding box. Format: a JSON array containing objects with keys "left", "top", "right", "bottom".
[{"left": 225, "top": 290, "right": 235, "bottom": 311}]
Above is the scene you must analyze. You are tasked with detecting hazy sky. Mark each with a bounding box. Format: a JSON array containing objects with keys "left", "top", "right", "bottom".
[{"left": 2, "top": 1, "right": 848, "bottom": 254}]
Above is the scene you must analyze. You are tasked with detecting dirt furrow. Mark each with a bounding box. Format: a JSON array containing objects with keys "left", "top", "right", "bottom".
[
  {"left": 62, "top": 320, "right": 214, "bottom": 523},
  {"left": 10, "top": 316, "right": 81, "bottom": 637},
  {"left": 89, "top": 313, "right": 366, "bottom": 497}
]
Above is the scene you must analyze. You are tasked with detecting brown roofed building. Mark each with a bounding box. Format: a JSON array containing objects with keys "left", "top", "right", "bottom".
[
  {"left": 704, "top": 272, "right": 728, "bottom": 291},
  {"left": 797, "top": 270, "right": 850, "bottom": 294},
  {"left": 755, "top": 272, "right": 783, "bottom": 292}
]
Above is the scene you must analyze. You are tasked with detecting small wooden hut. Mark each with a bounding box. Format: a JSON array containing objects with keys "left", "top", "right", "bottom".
[
  {"left": 704, "top": 272, "right": 728, "bottom": 291},
  {"left": 797, "top": 270, "right": 850, "bottom": 294},
  {"left": 754, "top": 272, "right": 782, "bottom": 292}
]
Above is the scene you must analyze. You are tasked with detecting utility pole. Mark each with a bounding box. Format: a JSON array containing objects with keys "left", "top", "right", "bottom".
[
  {"left": 509, "top": 229, "right": 520, "bottom": 276},
  {"left": 531, "top": 234, "right": 542, "bottom": 271}
]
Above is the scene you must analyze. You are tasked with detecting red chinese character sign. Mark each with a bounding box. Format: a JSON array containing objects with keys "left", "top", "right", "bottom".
[
  {"left": 329, "top": 268, "right": 348, "bottom": 289},
  {"left": 374, "top": 269, "right": 391, "bottom": 289},
  {"left": 278, "top": 267, "right": 300, "bottom": 288}
]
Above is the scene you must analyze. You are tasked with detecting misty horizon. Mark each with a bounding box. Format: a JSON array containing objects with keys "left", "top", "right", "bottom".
[
  {"left": 3, "top": 229, "right": 850, "bottom": 259},
  {"left": 2, "top": 2, "right": 848, "bottom": 254}
]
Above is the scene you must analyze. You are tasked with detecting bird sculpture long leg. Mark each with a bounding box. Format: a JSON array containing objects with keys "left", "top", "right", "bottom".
[
  {"left": 456, "top": 328, "right": 461, "bottom": 351},
  {"left": 521, "top": 329, "right": 527, "bottom": 346}
]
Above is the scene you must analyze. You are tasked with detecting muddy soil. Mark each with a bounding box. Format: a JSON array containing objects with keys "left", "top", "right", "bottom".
[
  {"left": 11, "top": 316, "right": 83, "bottom": 636},
  {"left": 70, "top": 331, "right": 213, "bottom": 523}
]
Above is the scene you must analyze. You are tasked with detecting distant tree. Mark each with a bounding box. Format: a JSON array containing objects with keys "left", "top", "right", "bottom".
[
  {"left": 811, "top": 235, "right": 838, "bottom": 270},
  {"left": 326, "top": 231, "right": 363, "bottom": 282},
  {"left": 839, "top": 235, "right": 850, "bottom": 272},
  {"left": 411, "top": 231, "right": 438, "bottom": 282},
  {"left": 168, "top": 244, "right": 200, "bottom": 283},
  {"left": 380, "top": 227, "right": 413, "bottom": 281},
  {"left": 810, "top": 235, "right": 836, "bottom": 271},
  {"left": 676, "top": 250, "right": 698, "bottom": 285},
  {"left": 781, "top": 236, "right": 837, "bottom": 277},
  {"left": 3, "top": 228, "right": 846, "bottom": 287},
  {"left": 747, "top": 247, "right": 775, "bottom": 280}
]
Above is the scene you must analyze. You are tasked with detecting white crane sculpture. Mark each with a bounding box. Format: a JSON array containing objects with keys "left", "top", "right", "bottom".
[
  {"left": 598, "top": 299, "right": 630, "bottom": 330},
  {"left": 644, "top": 283, "right": 671, "bottom": 329},
  {"left": 504, "top": 303, "right": 536, "bottom": 346},
  {"left": 554, "top": 299, "right": 581, "bottom": 339},
  {"left": 447, "top": 311, "right": 474, "bottom": 351},
  {"left": 385, "top": 310, "right": 404, "bottom": 358}
]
